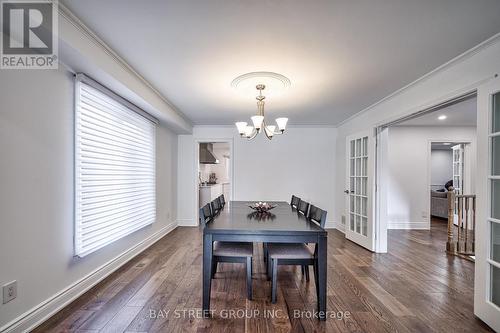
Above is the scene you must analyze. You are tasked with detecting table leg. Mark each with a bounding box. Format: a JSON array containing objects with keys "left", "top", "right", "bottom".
[
  {"left": 317, "top": 234, "right": 327, "bottom": 321},
  {"left": 202, "top": 233, "right": 213, "bottom": 316}
]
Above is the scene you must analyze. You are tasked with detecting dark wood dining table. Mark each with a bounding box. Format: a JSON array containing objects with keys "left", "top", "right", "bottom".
[{"left": 202, "top": 201, "right": 328, "bottom": 320}]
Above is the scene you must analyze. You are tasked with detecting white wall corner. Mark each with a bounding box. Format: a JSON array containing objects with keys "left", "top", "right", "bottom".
[
  {"left": 325, "top": 220, "right": 345, "bottom": 233},
  {"left": 177, "top": 219, "right": 198, "bottom": 227},
  {"left": 0, "top": 222, "right": 178, "bottom": 333}
]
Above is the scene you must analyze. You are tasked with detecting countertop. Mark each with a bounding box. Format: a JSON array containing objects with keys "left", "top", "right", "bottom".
[
  {"left": 199, "top": 183, "right": 221, "bottom": 188},
  {"left": 199, "top": 182, "right": 230, "bottom": 188}
]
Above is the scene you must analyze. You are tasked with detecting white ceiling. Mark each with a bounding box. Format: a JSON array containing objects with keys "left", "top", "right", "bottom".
[
  {"left": 397, "top": 96, "right": 477, "bottom": 127},
  {"left": 61, "top": 0, "right": 500, "bottom": 126}
]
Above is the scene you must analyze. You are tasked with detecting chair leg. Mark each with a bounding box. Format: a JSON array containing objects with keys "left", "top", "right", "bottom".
[
  {"left": 246, "top": 257, "right": 253, "bottom": 300},
  {"left": 271, "top": 258, "right": 278, "bottom": 304},
  {"left": 211, "top": 260, "right": 218, "bottom": 279},
  {"left": 304, "top": 265, "right": 310, "bottom": 282},
  {"left": 301, "top": 265, "right": 305, "bottom": 275},
  {"left": 263, "top": 243, "right": 268, "bottom": 262}
]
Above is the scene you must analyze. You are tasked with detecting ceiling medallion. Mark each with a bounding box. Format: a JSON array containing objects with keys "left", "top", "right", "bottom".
[{"left": 232, "top": 72, "right": 290, "bottom": 140}]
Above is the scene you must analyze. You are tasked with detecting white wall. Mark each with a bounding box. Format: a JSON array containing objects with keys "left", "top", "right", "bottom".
[
  {"left": 334, "top": 35, "right": 500, "bottom": 233},
  {"left": 386, "top": 126, "right": 476, "bottom": 229},
  {"left": 177, "top": 126, "right": 338, "bottom": 228},
  {"left": 431, "top": 149, "right": 453, "bottom": 187},
  {"left": 0, "top": 67, "right": 178, "bottom": 330}
]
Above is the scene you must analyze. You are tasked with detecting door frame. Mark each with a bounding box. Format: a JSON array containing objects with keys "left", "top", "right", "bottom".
[
  {"left": 193, "top": 138, "right": 234, "bottom": 226},
  {"left": 426, "top": 140, "right": 473, "bottom": 226},
  {"left": 373, "top": 90, "right": 478, "bottom": 253}
]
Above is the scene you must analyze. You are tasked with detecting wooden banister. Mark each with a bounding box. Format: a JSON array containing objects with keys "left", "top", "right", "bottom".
[
  {"left": 446, "top": 189, "right": 456, "bottom": 253},
  {"left": 446, "top": 186, "right": 476, "bottom": 257}
]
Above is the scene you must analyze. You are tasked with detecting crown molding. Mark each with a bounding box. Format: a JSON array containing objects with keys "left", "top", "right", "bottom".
[
  {"left": 192, "top": 124, "right": 337, "bottom": 129},
  {"left": 336, "top": 32, "right": 500, "bottom": 128},
  {"left": 57, "top": 2, "right": 192, "bottom": 126}
]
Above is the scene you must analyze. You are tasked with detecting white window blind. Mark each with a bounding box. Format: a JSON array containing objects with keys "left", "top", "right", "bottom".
[{"left": 75, "top": 74, "right": 157, "bottom": 257}]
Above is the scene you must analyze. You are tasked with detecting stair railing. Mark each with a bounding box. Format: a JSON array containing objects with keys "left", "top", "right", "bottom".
[{"left": 446, "top": 188, "right": 476, "bottom": 256}]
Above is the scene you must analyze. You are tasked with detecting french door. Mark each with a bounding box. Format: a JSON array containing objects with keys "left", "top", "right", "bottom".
[
  {"left": 345, "top": 130, "right": 375, "bottom": 251},
  {"left": 452, "top": 144, "right": 464, "bottom": 194},
  {"left": 475, "top": 76, "right": 500, "bottom": 331}
]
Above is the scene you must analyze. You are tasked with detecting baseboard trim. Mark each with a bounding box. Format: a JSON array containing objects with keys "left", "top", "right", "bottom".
[
  {"left": 324, "top": 220, "right": 335, "bottom": 229},
  {"left": 388, "top": 222, "right": 429, "bottom": 230},
  {"left": 177, "top": 218, "right": 197, "bottom": 226},
  {"left": 0, "top": 221, "right": 177, "bottom": 333}
]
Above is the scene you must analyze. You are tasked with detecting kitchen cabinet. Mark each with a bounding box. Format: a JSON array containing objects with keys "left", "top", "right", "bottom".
[{"left": 199, "top": 184, "right": 223, "bottom": 208}]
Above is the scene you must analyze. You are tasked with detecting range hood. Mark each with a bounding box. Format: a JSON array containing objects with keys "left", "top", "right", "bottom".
[{"left": 199, "top": 143, "right": 219, "bottom": 164}]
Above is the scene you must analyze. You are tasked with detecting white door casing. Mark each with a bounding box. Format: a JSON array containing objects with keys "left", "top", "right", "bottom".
[{"left": 345, "top": 130, "right": 375, "bottom": 251}]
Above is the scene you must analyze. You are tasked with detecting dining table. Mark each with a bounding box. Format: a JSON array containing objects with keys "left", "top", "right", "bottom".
[{"left": 202, "top": 201, "right": 328, "bottom": 320}]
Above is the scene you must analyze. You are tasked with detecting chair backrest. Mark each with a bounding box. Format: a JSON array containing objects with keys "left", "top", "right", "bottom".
[
  {"left": 297, "top": 199, "right": 309, "bottom": 216},
  {"left": 199, "top": 203, "right": 213, "bottom": 226},
  {"left": 308, "top": 205, "right": 327, "bottom": 228},
  {"left": 211, "top": 197, "right": 221, "bottom": 215},
  {"left": 290, "top": 195, "right": 300, "bottom": 208},
  {"left": 219, "top": 194, "right": 226, "bottom": 207}
]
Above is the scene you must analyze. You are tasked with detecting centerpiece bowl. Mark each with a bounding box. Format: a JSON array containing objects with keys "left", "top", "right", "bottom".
[{"left": 249, "top": 201, "right": 276, "bottom": 213}]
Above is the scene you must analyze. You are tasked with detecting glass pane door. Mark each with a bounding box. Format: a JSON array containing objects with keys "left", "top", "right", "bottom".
[
  {"left": 345, "top": 130, "right": 374, "bottom": 251},
  {"left": 489, "top": 91, "right": 500, "bottom": 307},
  {"left": 452, "top": 144, "right": 464, "bottom": 194},
  {"left": 349, "top": 136, "right": 368, "bottom": 237},
  {"left": 474, "top": 75, "right": 500, "bottom": 330}
]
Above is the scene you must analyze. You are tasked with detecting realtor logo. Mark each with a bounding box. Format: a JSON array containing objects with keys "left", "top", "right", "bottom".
[{"left": 1, "top": 0, "right": 58, "bottom": 69}]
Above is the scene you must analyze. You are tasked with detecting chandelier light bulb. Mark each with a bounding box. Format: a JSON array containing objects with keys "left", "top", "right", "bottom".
[
  {"left": 275, "top": 117, "right": 288, "bottom": 132},
  {"left": 251, "top": 115, "right": 264, "bottom": 130},
  {"left": 245, "top": 125, "right": 254, "bottom": 137},
  {"left": 265, "top": 125, "right": 276, "bottom": 138},
  {"left": 235, "top": 121, "right": 248, "bottom": 135}
]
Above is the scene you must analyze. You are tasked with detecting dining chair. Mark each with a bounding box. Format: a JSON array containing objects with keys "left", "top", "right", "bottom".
[
  {"left": 264, "top": 195, "right": 301, "bottom": 263},
  {"left": 297, "top": 199, "right": 310, "bottom": 216},
  {"left": 265, "top": 198, "right": 308, "bottom": 267},
  {"left": 219, "top": 194, "right": 226, "bottom": 207},
  {"left": 266, "top": 206, "right": 327, "bottom": 303},
  {"left": 210, "top": 197, "right": 222, "bottom": 216},
  {"left": 199, "top": 203, "right": 254, "bottom": 300}
]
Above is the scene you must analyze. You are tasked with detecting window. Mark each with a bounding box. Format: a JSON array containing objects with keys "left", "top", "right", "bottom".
[{"left": 74, "top": 74, "right": 157, "bottom": 257}]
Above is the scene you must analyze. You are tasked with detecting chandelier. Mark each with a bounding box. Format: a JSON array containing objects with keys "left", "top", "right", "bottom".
[{"left": 232, "top": 72, "right": 289, "bottom": 140}]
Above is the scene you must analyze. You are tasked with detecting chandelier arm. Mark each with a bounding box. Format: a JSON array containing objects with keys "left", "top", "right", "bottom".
[
  {"left": 263, "top": 121, "right": 283, "bottom": 135},
  {"left": 262, "top": 120, "right": 273, "bottom": 140}
]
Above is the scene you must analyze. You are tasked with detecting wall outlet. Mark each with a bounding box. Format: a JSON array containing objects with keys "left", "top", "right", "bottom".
[{"left": 3, "top": 281, "right": 17, "bottom": 304}]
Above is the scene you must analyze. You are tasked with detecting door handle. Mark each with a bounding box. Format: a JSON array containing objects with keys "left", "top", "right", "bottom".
[{"left": 344, "top": 190, "right": 351, "bottom": 194}]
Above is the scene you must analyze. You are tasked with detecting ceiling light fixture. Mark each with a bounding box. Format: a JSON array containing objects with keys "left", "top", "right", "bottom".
[
  {"left": 233, "top": 72, "right": 290, "bottom": 140},
  {"left": 438, "top": 115, "right": 447, "bottom": 120}
]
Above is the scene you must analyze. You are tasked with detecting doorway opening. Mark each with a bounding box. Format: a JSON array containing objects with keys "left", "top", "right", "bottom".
[
  {"left": 375, "top": 92, "right": 478, "bottom": 255},
  {"left": 196, "top": 140, "right": 233, "bottom": 225}
]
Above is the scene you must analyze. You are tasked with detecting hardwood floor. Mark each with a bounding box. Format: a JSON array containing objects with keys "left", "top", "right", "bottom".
[{"left": 34, "top": 219, "right": 492, "bottom": 332}]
